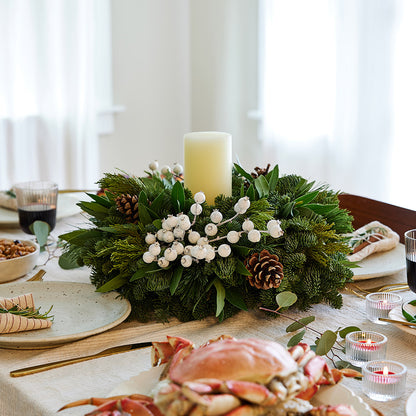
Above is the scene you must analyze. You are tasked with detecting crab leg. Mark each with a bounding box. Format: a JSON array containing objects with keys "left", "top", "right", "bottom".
[{"left": 59, "top": 394, "right": 154, "bottom": 411}]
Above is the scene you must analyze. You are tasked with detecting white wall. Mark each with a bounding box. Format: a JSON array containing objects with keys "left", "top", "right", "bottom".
[
  {"left": 100, "top": 0, "right": 191, "bottom": 177},
  {"left": 101, "top": 0, "right": 263, "bottom": 179}
]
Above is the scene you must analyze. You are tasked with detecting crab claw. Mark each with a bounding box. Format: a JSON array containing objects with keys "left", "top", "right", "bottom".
[
  {"left": 58, "top": 394, "right": 154, "bottom": 411},
  {"left": 85, "top": 398, "right": 156, "bottom": 416},
  {"left": 152, "top": 336, "right": 194, "bottom": 366}
]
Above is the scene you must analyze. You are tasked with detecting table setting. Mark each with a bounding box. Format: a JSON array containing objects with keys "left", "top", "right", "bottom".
[{"left": 0, "top": 131, "right": 416, "bottom": 416}]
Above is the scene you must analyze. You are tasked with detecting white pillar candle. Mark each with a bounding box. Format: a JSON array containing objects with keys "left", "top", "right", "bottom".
[{"left": 184, "top": 131, "right": 232, "bottom": 205}]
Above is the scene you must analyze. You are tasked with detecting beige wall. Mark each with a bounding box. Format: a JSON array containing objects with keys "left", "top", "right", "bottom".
[
  {"left": 100, "top": 0, "right": 262, "bottom": 179},
  {"left": 100, "top": 0, "right": 191, "bottom": 177}
]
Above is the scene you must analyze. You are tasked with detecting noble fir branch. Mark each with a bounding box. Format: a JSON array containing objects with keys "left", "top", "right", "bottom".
[
  {"left": 98, "top": 172, "right": 146, "bottom": 196},
  {"left": 110, "top": 238, "right": 146, "bottom": 274}
]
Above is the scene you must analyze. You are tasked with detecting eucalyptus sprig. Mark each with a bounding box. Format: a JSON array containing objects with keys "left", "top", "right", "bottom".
[
  {"left": 0, "top": 305, "right": 54, "bottom": 320},
  {"left": 30, "top": 220, "right": 50, "bottom": 250},
  {"left": 261, "top": 291, "right": 361, "bottom": 371}
]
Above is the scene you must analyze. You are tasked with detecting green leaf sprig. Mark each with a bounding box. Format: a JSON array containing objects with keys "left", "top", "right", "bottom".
[
  {"left": 261, "top": 291, "right": 361, "bottom": 372},
  {"left": 402, "top": 299, "right": 416, "bottom": 323},
  {"left": 0, "top": 305, "right": 54, "bottom": 320}
]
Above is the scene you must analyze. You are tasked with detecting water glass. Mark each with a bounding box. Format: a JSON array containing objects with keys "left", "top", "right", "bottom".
[
  {"left": 14, "top": 181, "right": 58, "bottom": 234},
  {"left": 405, "top": 229, "right": 416, "bottom": 293}
]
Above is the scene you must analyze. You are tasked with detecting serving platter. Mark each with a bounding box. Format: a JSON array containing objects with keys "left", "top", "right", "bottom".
[
  {"left": 0, "top": 281, "right": 131, "bottom": 349},
  {"left": 0, "top": 193, "right": 83, "bottom": 227},
  {"left": 353, "top": 244, "right": 406, "bottom": 280},
  {"left": 109, "top": 367, "right": 376, "bottom": 416}
]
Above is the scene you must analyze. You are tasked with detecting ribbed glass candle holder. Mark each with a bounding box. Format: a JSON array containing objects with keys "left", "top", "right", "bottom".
[
  {"left": 363, "top": 360, "right": 407, "bottom": 401},
  {"left": 345, "top": 331, "right": 387, "bottom": 366},
  {"left": 366, "top": 292, "right": 402, "bottom": 324}
]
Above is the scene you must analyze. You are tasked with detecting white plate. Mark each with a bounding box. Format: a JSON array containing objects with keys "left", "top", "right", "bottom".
[
  {"left": 389, "top": 303, "right": 416, "bottom": 337},
  {"left": 109, "top": 367, "right": 376, "bottom": 415},
  {"left": 0, "top": 281, "right": 131, "bottom": 349},
  {"left": 353, "top": 244, "right": 406, "bottom": 280},
  {"left": 0, "top": 193, "right": 83, "bottom": 227},
  {"left": 406, "top": 389, "right": 416, "bottom": 415}
]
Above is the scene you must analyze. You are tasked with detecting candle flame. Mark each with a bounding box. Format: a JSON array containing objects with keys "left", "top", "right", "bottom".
[
  {"left": 383, "top": 299, "right": 387, "bottom": 304},
  {"left": 383, "top": 366, "right": 389, "bottom": 375},
  {"left": 366, "top": 339, "right": 372, "bottom": 344}
]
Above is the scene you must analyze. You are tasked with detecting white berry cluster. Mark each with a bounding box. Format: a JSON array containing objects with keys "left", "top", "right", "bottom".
[
  {"left": 142, "top": 191, "right": 284, "bottom": 268},
  {"left": 148, "top": 160, "right": 183, "bottom": 176}
]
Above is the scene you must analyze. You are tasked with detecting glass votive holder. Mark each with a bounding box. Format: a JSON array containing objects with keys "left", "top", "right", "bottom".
[
  {"left": 345, "top": 331, "right": 387, "bottom": 366},
  {"left": 366, "top": 292, "right": 402, "bottom": 324},
  {"left": 363, "top": 360, "right": 407, "bottom": 401}
]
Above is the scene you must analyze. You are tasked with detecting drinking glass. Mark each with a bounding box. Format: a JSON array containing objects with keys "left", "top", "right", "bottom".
[
  {"left": 14, "top": 181, "right": 58, "bottom": 234},
  {"left": 405, "top": 229, "right": 416, "bottom": 293}
]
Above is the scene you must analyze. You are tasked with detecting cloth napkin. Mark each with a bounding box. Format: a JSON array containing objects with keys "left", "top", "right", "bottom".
[
  {"left": 346, "top": 220, "right": 400, "bottom": 262},
  {"left": 0, "top": 293, "right": 52, "bottom": 334},
  {"left": 0, "top": 191, "right": 17, "bottom": 211}
]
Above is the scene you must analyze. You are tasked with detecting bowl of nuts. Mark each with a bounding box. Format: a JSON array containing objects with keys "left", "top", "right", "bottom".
[{"left": 0, "top": 239, "right": 39, "bottom": 283}]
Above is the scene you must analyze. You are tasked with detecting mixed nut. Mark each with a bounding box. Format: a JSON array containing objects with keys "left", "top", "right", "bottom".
[{"left": 0, "top": 239, "right": 36, "bottom": 260}]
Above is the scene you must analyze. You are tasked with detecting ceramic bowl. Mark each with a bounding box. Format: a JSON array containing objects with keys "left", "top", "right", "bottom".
[{"left": 0, "top": 239, "right": 39, "bottom": 283}]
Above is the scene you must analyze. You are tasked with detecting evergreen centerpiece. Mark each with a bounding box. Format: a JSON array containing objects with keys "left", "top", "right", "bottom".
[{"left": 59, "top": 163, "right": 354, "bottom": 322}]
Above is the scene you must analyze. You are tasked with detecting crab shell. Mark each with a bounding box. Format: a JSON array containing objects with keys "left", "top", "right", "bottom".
[{"left": 165, "top": 336, "right": 298, "bottom": 386}]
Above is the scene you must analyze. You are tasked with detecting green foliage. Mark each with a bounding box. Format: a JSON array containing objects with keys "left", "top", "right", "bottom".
[{"left": 59, "top": 164, "right": 355, "bottom": 322}]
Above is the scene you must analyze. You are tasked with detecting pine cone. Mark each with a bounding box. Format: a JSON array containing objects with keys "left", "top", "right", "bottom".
[
  {"left": 115, "top": 194, "right": 139, "bottom": 223},
  {"left": 251, "top": 164, "right": 271, "bottom": 179},
  {"left": 245, "top": 249, "right": 284, "bottom": 290}
]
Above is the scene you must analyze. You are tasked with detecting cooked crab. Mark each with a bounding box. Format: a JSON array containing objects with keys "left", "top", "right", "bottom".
[
  {"left": 150, "top": 335, "right": 359, "bottom": 416},
  {"left": 60, "top": 335, "right": 360, "bottom": 416}
]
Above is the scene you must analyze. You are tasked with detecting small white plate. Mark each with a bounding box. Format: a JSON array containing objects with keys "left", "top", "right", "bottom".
[
  {"left": 0, "top": 193, "right": 84, "bottom": 227},
  {"left": 353, "top": 244, "right": 406, "bottom": 280},
  {"left": 406, "top": 389, "right": 416, "bottom": 415},
  {"left": 0, "top": 239, "right": 39, "bottom": 283},
  {"left": 389, "top": 303, "right": 416, "bottom": 337},
  {"left": 0, "top": 281, "right": 131, "bottom": 349}
]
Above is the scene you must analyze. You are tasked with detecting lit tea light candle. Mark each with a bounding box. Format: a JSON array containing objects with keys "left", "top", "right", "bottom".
[
  {"left": 363, "top": 360, "right": 407, "bottom": 401},
  {"left": 357, "top": 339, "right": 378, "bottom": 351},
  {"left": 366, "top": 292, "right": 402, "bottom": 324},
  {"left": 183, "top": 132, "right": 232, "bottom": 205},
  {"left": 345, "top": 331, "right": 387, "bottom": 366}
]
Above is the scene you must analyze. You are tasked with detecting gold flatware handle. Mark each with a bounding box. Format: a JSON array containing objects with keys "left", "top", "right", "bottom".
[
  {"left": 58, "top": 189, "right": 98, "bottom": 194},
  {"left": 10, "top": 342, "right": 152, "bottom": 377},
  {"left": 350, "top": 283, "right": 409, "bottom": 294},
  {"left": 378, "top": 318, "right": 416, "bottom": 327},
  {"left": 27, "top": 269, "right": 46, "bottom": 282}
]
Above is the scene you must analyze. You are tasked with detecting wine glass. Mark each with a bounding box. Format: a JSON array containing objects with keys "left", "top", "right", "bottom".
[
  {"left": 13, "top": 181, "right": 58, "bottom": 235},
  {"left": 405, "top": 229, "right": 416, "bottom": 293}
]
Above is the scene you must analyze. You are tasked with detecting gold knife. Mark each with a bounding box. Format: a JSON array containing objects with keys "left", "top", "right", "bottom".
[
  {"left": 378, "top": 317, "right": 416, "bottom": 327},
  {"left": 10, "top": 342, "right": 152, "bottom": 377}
]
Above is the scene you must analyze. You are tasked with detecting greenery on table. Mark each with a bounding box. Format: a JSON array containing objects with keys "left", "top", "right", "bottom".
[
  {"left": 262, "top": 292, "right": 362, "bottom": 373},
  {"left": 402, "top": 300, "right": 416, "bottom": 323},
  {"left": 58, "top": 163, "right": 354, "bottom": 322}
]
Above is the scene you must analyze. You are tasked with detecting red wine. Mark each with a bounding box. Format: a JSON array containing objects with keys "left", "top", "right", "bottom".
[
  {"left": 407, "top": 257, "right": 416, "bottom": 293},
  {"left": 18, "top": 204, "right": 57, "bottom": 234}
]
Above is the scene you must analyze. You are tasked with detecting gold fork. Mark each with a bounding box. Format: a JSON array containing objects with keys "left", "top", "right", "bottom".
[
  {"left": 27, "top": 269, "right": 46, "bottom": 282},
  {"left": 349, "top": 282, "right": 409, "bottom": 294}
]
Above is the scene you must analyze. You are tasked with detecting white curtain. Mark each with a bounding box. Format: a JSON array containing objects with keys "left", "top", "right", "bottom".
[
  {"left": 0, "top": 0, "right": 109, "bottom": 190},
  {"left": 259, "top": 0, "right": 416, "bottom": 209}
]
